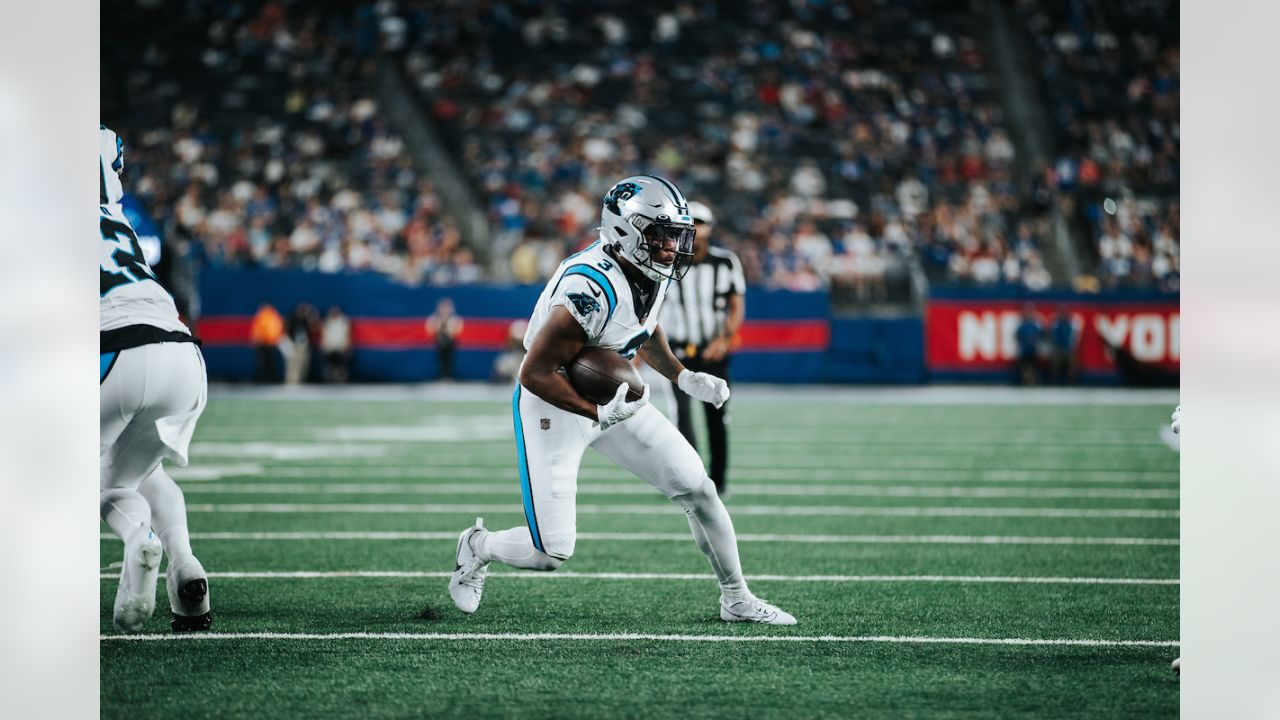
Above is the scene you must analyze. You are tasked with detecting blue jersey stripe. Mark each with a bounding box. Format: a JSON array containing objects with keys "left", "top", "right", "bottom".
[
  {"left": 558, "top": 264, "right": 618, "bottom": 323},
  {"left": 512, "top": 384, "right": 544, "bottom": 552}
]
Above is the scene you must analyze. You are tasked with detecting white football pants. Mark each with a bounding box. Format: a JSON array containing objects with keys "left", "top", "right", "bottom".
[
  {"left": 101, "top": 342, "right": 207, "bottom": 493},
  {"left": 484, "top": 383, "right": 747, "bottom": 600}
]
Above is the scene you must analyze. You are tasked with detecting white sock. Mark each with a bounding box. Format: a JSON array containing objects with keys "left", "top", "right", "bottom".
[
  {"left": 477, "top": 526, "right": 562, "bottom": 570},
  {"left": 100, "top": 488, "right": 152, "bottom": 544},
  {"left": 138, "top": 465, "right": 194, "bottom": 563},
  {"left": 677, "top": 482, "right": 750, "bottom": 602}
]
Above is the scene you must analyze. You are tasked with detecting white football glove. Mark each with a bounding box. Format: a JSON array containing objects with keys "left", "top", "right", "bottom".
[
  {"left": 596, "top": 382, "right": 650, "bottom": 430},
  {"left": 1171, "top": 405, "right": 1181, "bottom": 435},
  {"left": 678, "top": 369, "right": 731, "bottom": 409}
]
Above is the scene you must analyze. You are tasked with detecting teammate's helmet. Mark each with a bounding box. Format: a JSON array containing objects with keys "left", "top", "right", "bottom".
[
  {"left": 599, "top": 175, "right": 695, "bottom": 282},
  {"left": 99, "top": 124, "right": 125, "bottom": 205}
]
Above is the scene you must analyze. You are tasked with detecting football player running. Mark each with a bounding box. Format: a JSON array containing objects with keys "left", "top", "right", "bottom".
[
  {"left": 100, "top": 126, "right": 211, "bottom": 632},
  {"left": 447, "top": 176, "right": 795, "bottom": 625}
]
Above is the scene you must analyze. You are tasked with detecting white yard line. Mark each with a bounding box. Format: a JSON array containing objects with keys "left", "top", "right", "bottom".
[
  {"left": 182, "top": 502, "right": 1179, "bottom": 519},
  {"left": 176, "top": 482, "right": 1179, "bottom": 500},
  {"left": 96, "top": 569, "right": 1179, "bottom": 585},
  {"left": 170, "top": 465, "right": 1178, "bottom": 484},
  {"left": 100, "top": 631, "right": 1180, "bottom": 648},
  {"left": 100, "top": 531, "right": 1180, "bottom": 546}
]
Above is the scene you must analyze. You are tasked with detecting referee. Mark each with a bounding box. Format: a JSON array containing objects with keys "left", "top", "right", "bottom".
[{"left": 659, "top": 201, "right": 745, "bottom": 496}]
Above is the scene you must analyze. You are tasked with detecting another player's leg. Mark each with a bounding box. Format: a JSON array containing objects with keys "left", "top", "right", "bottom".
[
  {"left": 139, "top": 466, "right": 211, "bottom": 631},
  {"left": 592, "top": 405, "right": 795, "bottom": 624},
  {"left": 100, "top": 483, "right": 162, "bottom": 634},
  {"left": 102, "top": 343, "right": 208, "bottom": 633},
  {"left": 101, "top": 349, "right": 162, "bottom": 633},
  {"left": 448, "top": 384, "right": 588, "bottom": 613}
]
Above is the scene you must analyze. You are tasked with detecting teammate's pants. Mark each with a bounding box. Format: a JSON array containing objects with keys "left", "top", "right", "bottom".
[
  {"left": 101, "top": 342, "right": 207, "bottom": 499},
  {"left": 671, "top": 356, "right": 731, "bottom": 493}
]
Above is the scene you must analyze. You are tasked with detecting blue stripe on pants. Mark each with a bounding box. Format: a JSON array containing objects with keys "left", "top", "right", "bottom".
[
  {"left": 512, "top": 384, "right": 544, "bottom": 552},
  {"left": 100, "top": 351, "right": 119, "bottom": 383}
]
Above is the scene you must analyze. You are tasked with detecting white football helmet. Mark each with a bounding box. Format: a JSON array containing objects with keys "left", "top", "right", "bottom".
[{"left": 600, "top": 175, "right": 696, "bottom": 282}]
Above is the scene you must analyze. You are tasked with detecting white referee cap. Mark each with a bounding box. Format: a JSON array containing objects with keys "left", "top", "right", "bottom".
[{"left": 687, "top": 200, "right": 715, "bottom": 225}]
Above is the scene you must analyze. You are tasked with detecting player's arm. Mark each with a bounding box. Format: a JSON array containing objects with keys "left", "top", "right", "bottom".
[
  {"left": 704, "top": 294, "right": 744, "bottom": 361},
  {"left": 638, "top": 325, "right": 686, "bottom": 381},
  {"left": 725, "top": 293, "right": 745, "bottom": 341},
  {"left": 518, "top": 306, "right": 601, "bottom": 421},
  {"left": 705, "top": 254, "right": 746, "bottom": 361}
]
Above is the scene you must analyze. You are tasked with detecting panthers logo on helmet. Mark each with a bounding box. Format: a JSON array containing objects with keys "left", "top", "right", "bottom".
[
  {"left": 566, "top": 292, "right": 602, "bottom": 316},
  {"left": 603, "top": 181, "right": 642, "bottom": 216}
]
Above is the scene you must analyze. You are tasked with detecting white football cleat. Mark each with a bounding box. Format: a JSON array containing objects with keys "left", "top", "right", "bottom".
[
  {"left": 720, "top": 595, "right": 797, "bottom": 625},
  {"left": 448, "top": 517, "right": 488, "bottom": 614},
  {"left": 165, "top": 554, "right": 212, "bottom": 632},
  {"left": 113, "top": 527, "right": 163, "bottom": 634},
  {"left": 1171, "top": 657, "right": 1181, "bottom": 675}
]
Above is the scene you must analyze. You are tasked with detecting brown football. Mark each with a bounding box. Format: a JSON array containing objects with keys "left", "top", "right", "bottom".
[{"left": 563, "top": 346, "right": 645, "bottom": 404}]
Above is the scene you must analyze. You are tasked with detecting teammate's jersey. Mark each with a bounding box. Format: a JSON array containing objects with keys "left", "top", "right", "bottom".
[
  {"left": 99, "top": 125, "right": 190, "bottom": 337},
  {"left": 524, "top": 241, "right": 668, "bottom": 359}
]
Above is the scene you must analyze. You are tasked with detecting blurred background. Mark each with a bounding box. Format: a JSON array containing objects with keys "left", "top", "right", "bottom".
[{"left": 100, "top": 0, "right": 1178, "bottom": 386}]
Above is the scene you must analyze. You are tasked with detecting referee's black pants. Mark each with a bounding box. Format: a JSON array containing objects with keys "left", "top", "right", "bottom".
[{"left": 671, "top": 355, "right": 731, "bottom": 494}]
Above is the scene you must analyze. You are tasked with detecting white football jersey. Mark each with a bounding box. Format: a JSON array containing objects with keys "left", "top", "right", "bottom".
[
  {"left": 100, "top": 125, "right": 189, "bottom": 335},
  {"left": 524, "top": 241, "right": 669, "bottom": 358}
]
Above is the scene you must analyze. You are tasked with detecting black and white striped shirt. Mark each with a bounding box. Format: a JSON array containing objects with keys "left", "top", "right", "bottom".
[{"left": 660, "top": 246, "right": 746, "bottom": 354}]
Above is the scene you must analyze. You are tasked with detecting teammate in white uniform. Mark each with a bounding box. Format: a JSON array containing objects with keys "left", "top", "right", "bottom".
[
  {"left": 100, "top": 125, "right": 211, "bottom": 633},
  {"left": 448, "top": 175, "right": 796, "bottom": 624}
]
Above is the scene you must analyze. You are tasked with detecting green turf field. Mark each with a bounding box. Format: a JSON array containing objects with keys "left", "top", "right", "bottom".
[{"left": 100, "top": 387, "right": 1179, "bottom": 719}]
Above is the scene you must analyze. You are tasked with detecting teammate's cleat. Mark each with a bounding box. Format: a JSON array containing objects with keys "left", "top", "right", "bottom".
[
  {"left": 113, "top": 528, "right": 164, "bottom": 634},
  {"left": 165, "top": 555, "right": 211, "bottom": 632},
  {"left": 448, "top": 517, "right": 489, "bottom": 614},
  {"left": 720, "top": 595, "right": 797, "bottom": 625}
]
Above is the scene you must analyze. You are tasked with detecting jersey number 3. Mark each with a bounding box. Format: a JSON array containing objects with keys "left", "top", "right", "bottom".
[{"left": 100, "top": 215, "right": 156, "bottom": 296}]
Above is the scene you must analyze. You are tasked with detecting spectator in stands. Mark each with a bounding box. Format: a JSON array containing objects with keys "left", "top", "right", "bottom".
[
  {"left": 249, "top": 303, "right": 284, "bottom": 383},
  {"left": 1048, "top": 306, "right": 1078, "bottom": 385},
  {"left": 1015, "top": 304, "right": 1044, "bottom": 386},
  {"left": 427, "top": 298, "right": 463, "bottom": 381},
  {"left": 321, "top": 306, "right": 353, "bottom": 383}
]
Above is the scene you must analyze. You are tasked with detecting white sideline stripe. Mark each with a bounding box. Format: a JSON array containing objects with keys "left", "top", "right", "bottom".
[
  {"left": 183, "top": 503, "right": 1179, "bottom": 519},
  {"left": 95, "top": 570, "right": 1179, "bottom": 585},
  {"left": 99, "top": 531, "right": 1179, "bottom": 546},
  {"left": 100, "top": 631, "right": 1179, "bottom": 648},
  {"left": 176, "top": 482, "right": 1180, "bottom": 501}
]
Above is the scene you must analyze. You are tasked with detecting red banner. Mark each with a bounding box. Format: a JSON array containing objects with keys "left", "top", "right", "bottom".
[
  {"left": 926, "top": 300, "right": 1179, "bottom": 374},
  {"left": 196, "top": 317, "right": 829, "bottom": 352}
]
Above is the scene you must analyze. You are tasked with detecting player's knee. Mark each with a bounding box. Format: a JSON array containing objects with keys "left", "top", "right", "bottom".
[
  {"left": 537, "top": 530, "right": 575, "bottom": 569},
  {"left": 525, "top": 548, "right": 568, "bottom": 571},
  {"left": 536, "top": 551, "right": 567, "bottom": 571},
  {"left": 673, "top": 475, "right": 719, "bottom": 513}
]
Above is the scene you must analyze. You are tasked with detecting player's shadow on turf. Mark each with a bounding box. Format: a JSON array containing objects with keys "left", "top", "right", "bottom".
[{"left": 415, "top": 606, "right": 444, "bottom": 622}]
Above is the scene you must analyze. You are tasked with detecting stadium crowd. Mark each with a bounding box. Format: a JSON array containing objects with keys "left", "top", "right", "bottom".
[
  {"left": 1018, "top": 0, "right": 1179, "bottom": 289},
  {"left": 101, "top": 0, "right": 482, "bottom": 286},
  {"left": 102, "top": 0, "right": 1179, "bottom": 296},
  {"left": 399, "top": 0, "right": 1053, "bottom": 294}
]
